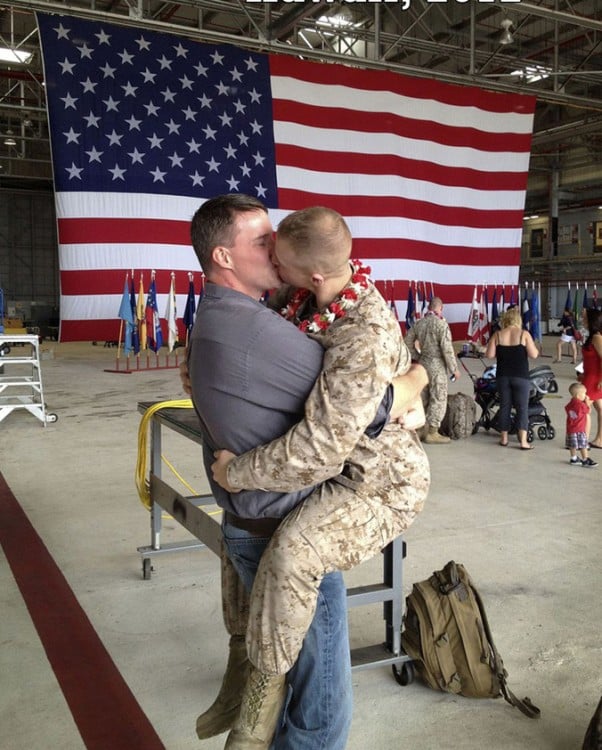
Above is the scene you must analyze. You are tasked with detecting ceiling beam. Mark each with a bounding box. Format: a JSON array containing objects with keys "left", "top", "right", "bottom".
[{"left": 511, "top": 2, "right": 602, "bottom": 33}]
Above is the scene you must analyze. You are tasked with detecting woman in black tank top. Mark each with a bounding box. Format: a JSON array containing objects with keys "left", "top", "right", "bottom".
[{"left": 485, "top": 306, "right": 540, "bottom": 449}]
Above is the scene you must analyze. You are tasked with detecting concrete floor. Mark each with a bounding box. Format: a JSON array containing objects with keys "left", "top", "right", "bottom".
[{"left": 0, "top": 337, "right": 599, "bottom": 750}]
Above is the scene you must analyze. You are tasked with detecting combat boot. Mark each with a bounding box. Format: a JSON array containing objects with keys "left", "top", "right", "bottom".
[
  {"left": 224, "top": 668, "right": 287, "bottom": 749},
  {"left": 196, "top": 635, "right": 251, "bottom": 739},
  {"left": 424, "top": 426, "right": 451, "bottom": 444}
]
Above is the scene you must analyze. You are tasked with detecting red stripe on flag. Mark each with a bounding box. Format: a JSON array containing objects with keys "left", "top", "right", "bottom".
[
  {"left": 276, "top": 143, "right": 529, "bottom": 191},
  {"left": 278, "top": 189, "right": 523, "bottom": 229},
  {"left": 269, "top": 55, "right": 537, "bottom": 116},
  {"left": 353, "top": 239, "right": 520, "bottom": 266},
  {"left": 58, "top": 218, "right": 191, "bottom": 245},
  {"left": 60, "top": 319, "right": 123, "bottom": 342},
  {"left": 60, "top": 269, "right": 198, "bottom": 295},
  {"left": 273, "top": 100, "right": 534, "bottom": 155}
]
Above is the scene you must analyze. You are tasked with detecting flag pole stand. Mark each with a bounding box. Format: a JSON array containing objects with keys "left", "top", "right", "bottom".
[
  {"left": 104, "top": 355, "right": 133, "bottom": 374},
  {"left": 103, "top": 349, "right": 179, "bottom": 374}
]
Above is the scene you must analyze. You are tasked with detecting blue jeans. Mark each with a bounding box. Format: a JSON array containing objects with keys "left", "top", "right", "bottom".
[{"left": 223, "top": 521, "right": 353, "bottom": 750}]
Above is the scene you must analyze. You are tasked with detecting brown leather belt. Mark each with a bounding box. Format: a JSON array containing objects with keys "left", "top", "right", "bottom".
[{"left": 224, "top": 511, "right": 281, "bottom": 537}]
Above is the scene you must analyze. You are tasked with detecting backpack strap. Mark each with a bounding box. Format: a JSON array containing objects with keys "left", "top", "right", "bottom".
[{"left": 470, "top": 580, "right": 541, "bottom": 719}]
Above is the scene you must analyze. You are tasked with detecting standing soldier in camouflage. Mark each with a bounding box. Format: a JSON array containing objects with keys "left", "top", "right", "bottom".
[
  {"left": 212, "top": 207, "right": 430, "bottom": 750},
  {"left": 404, "top": 296, "right": 461, "bottom": 444}
]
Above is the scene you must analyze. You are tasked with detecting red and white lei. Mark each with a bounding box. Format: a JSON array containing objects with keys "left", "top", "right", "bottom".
[{"left": 280, "top": 260, "right": 372, "bottom": 334}]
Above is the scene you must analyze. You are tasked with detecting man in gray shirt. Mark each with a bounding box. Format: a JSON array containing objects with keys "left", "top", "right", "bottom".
[{"left": 188, "top": 194, "right": 354, "bottom": 750}]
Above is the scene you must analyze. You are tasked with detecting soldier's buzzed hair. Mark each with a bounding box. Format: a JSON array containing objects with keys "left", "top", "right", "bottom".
[
  {"left": 190, "top": 194, "right": 268, "bottom": 274},
  {"left": 277, "top": 206, "right": 352, "bottom": 276}
]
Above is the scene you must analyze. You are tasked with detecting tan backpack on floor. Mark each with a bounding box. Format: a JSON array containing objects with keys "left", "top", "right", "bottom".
[{"left": 401, "top": 560, "right": 540, "bottom": 719}]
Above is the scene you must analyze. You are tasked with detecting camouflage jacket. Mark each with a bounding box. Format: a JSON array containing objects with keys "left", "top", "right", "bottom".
[
  {"left": 227, "top": 280, "right": 428, "bottom": 494},
  {"left": 405, "top": 312, "right": 457, "bottom": 373}
]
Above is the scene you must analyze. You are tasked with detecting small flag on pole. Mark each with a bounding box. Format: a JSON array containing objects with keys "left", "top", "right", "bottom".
[
  {"left": 118, "top": 274, "right": 135, "bottom": 356},
  {"left": 387, "top": 281, "right": 399, "bottom": 323},
  {"left": 467, "top": 286, "right": 480, "bottom": 342},
  {"left": 491, "top": 287, "right": 500, "bottom": 332},
  {"left": 130, "top": 274, "right": 140, "bottom": 355},
  {"left": 522, "top": 283, "right": 530, "bottom": 330},
  {"left": 405, "top": 282, "right": 415, "bottom": 332},
  {"left": 572, "top": 283, "right": 580, "bottom": 322},
  {"left": 415, "top": 284, "right": 422, "bottom": 322},
  {"left": 145, "top": 272, "right": 163, "bottom": 352},
  {"left": 183, "top": 273, "right": 197, "bottom": 341},
  {"left": 530, "top": 283, "right": 540, "bottom": 342},
  {"left": 165, "top": 272, "right": 178, "bottom": 353},
  {"left": 481, "top": 286, "right": 490, "bottom": 342},
  {"left": 137, "top": 275, "right": 147, "bottom": 351}
]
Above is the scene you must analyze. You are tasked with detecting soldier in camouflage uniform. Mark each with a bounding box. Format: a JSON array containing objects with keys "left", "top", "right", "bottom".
[
  {"left": 212, "top": 207, "right": 430, "bottom": 748},
  {"left": 404, "top": 297, "right": 460, "bottom": 444}
]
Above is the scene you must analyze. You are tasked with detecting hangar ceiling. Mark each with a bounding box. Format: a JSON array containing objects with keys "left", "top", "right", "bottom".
[{"left": 1, "top": 0, "right": 601, "bottom": 214}]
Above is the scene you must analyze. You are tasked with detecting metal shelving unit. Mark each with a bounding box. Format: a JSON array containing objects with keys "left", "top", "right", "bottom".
[{"left": 0, "top": 334, "right": 57, "bottom": 425}]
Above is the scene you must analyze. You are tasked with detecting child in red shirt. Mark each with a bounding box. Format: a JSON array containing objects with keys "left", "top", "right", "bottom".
[{"left": 565, "top": 382, "right": 598, "bottom": 467}]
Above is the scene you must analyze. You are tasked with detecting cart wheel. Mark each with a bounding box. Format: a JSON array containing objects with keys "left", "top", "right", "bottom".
[
  {"left": 142, "top": 557, "right": 153, "bottom": 580},
  {"left": 392, "top": 660, "right": 415, "bottom": 686},
  {"left": 537, "top": 426, "right": 548, "bottom": 441},
  {"left": 547, "top": 426, "right": 556, "bottom": 440},
  {"left": 46, "top": 413, "right": 58, "bottom": 423},
  {"left": 527, "top": 429, "right": 534, "bottom": 442}
]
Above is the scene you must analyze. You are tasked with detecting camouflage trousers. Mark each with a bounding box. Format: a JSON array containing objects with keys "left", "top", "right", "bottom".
[
  {"left": 245, "top": 436, "right": 430, "bottom": 675},
  {"left": 220, "top": 540, "right": 250, "bottom": 636},
  {"left": 421, "top": 358, "right": 449, "bottom": 429}
]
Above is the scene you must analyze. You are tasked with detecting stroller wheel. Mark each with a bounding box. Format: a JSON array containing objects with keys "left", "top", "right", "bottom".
[
  {"left": 537, "top": 426, "right": 548, "bottom": 441},
  {"left": 527, "top": 428, "right": 534, "bottom": 443},
  {"left": 547, "top": 426, "right": 556, "bottom": 440},
  {"left": 472, "top": 423, "right": 480, "bottom": 435}
]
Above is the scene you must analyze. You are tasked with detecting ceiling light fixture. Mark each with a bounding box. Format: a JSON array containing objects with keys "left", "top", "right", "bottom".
[
  {"left": 4, "top": 130, "right": 17, "bottom": 147},
  {"left": 499, "top": 18, "right": 514, "bottom": 46},
  {"left": 0, "top": 47, "right": 33, "bottom": 64}
]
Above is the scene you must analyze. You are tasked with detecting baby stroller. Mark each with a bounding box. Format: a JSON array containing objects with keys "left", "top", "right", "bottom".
[{"left": 465, "top": 357, "right": 558, "bottom": 442}]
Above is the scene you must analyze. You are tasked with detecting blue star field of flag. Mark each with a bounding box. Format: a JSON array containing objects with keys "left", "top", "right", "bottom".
[{"left": 37, "top": 13, "right": 278, "bottom": 203}]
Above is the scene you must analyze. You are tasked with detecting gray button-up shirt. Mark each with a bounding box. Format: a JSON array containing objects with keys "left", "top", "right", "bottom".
[{"left": 189, "top": 282, "right": 324, "bottom": 519}]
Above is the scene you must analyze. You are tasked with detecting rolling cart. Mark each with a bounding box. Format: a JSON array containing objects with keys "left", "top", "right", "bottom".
[
  {"left": 136, "top": 401, "right": 415, "bottom": 685},
  {"left": 0, "top": 334, "right": 57, "bottom": 426}
]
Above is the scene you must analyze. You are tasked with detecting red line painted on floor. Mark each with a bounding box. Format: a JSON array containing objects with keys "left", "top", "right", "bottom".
[{"left": 0, "top": 472, "right": 166, "bottom": 750}]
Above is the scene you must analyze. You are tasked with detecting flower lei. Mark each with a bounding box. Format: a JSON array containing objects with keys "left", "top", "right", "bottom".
[{"left": 280, "top": 260, "right": 372, "bottom": 334}]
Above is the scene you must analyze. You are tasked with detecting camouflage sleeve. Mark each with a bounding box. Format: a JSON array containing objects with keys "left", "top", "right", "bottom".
[
  {"left": 226, "top": 312, "right": 403, "bottom": 492},
  {"left": 404, "top": 325, "right": 417, "bottom": 355},
  {"left": 440, "top": 321, "right": 458, "bottom": 373}
]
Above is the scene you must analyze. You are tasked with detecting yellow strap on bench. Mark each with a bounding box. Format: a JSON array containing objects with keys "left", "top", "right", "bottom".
[{"left": 135, "top": 399, "right": 193, "bottom": 510}]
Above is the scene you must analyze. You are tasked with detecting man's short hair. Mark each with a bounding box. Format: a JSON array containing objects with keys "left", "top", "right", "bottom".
[
  {"left": 428, "top": 296, "right": 443, "bottom": 311},
  {"left": 190, "top": 194, "right": 267, "bottom": 273}
]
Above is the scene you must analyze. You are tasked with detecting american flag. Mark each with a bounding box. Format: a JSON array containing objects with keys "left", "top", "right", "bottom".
[{"left": 37, "top": 12, "right": 536, "bottom": 342}]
